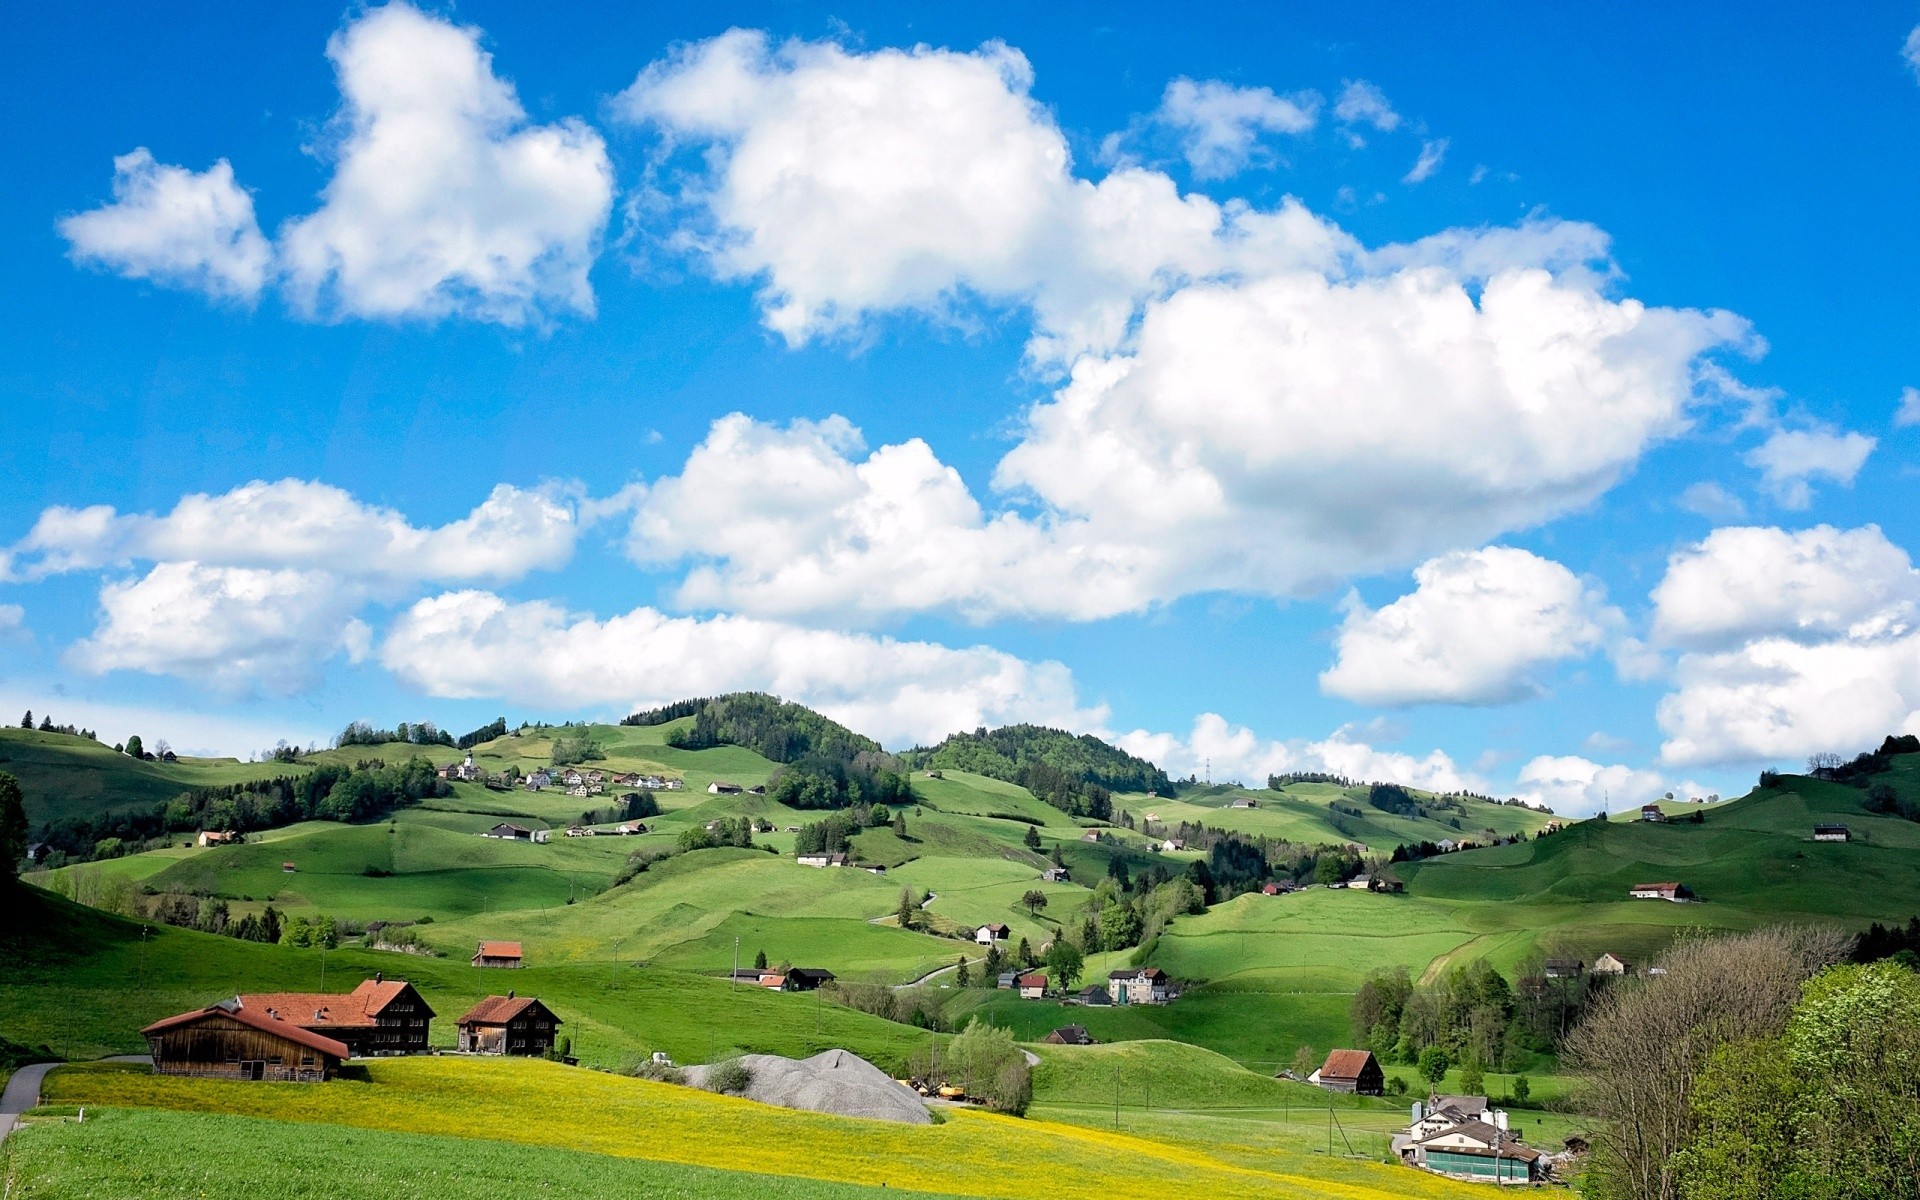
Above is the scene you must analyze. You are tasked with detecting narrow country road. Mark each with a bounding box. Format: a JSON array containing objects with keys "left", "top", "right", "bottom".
[{"left": 0, "top": 1056, "right": 150, "bottom": 1142}]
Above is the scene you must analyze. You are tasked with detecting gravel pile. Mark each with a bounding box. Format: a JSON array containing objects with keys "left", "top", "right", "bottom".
[{"left": 683, "top": 1048, "right": 932, "bottom": 1124}]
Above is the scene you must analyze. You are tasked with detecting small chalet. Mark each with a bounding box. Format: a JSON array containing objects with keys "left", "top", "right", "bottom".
[
  {"left": 1629, "top": 881, "right": 1691, "bottom": 902},
  {"left": 1018, "top": 972, "right": 1048, "bottom": 999},
  {"left": 1370, "top": 875, "right": 1406, "bottom": 894},
  {"left": 1313, "top": 1048, "right": 1384, "bottom": 1096},
  {"left": 1592, "top": 952, "right": 1631, "bottom": 976},
  {"left": 997, "top": 971, "right": 1021, "bottom": 990},
  {"left": 1080, "top": 831, "right": 1101, "bottom": 842},
  {"left": 485, "top": 823, "right": 532, "bottom": 840},
  {"left": 473, "top": 941, "right": 524, "bottom": 969},
  {"left": 616, "top": 820, "right": 648, "bottom": 835},
  {"left": 796, "top": 851, "right": 850, "bottom": 868},
  {"left": 1158, "top": 838, "right": 1185, "bottom": 852},
  {"left": 757, "top": 973, "right": 788, "bottom": 990},
  {"left": 1435, "top": 838, "right": 1460, "bottom": 852},
  {"left": 195, "top": 830, "right": 236, "bottom": 848},
  {"left": 1107, "top": 966, "right": 1171, "bottom": 1006},
  {"left": 234, "top": 976, "right": 434, "bottom": 1057},
  {"left": 1543, "top": 958, "right": 1585, "bottom": 979},
  {"left": 144, "top": 999, "right": 350, "bottom": 1081},
  {"left": 1077, "top": 984, "right": 1113, "bottom": 1006},
  {"left": 524, "top": 771, "right": 552, "bottom": 791},
  {"left": 1044, "top": 1025, "right": 1095, "bottom": 1045},
  {"left": 1229, "top": 797, "right": 1257, "bottom": 809},
  {"left": 1262, "top": 880, "right": 1298, "bottom": 895},
  {"left": 1346, "top": 874, "right": 1373, "bottom": 890},
  {"left": 974, "top": 923, "right": 1011, "bottom": 946},
  {"left": 1813, "top": 823, "right": 1851, "bottom": 843},
  {"left": 456, "top": 992, "right": 562, "bottom": 1056},
  {"left": 708, "top": 781, "right": 743, "bottom": 794},
  {"left": 1041, "top": 867, "right": 1070, "bottom": 883},
  {"left": 784, "top": 967, "right": 836, "bottom": 992},
  {"left": 1640, "top": 804, "right": 1666, "bottom": 822}
]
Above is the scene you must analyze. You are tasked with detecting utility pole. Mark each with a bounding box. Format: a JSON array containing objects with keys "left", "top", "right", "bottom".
[
  {"left": 611, "top": 938, "right": 623, "bottom": 989},
  {"left": 732, "top": 936, "right": 739, "bottom": 988},
  {"left": 1114, "top": 1063, "right": 1121, "bottom": 1130}
]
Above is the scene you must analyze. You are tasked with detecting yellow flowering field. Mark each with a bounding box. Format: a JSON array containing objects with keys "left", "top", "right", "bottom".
[{"left": 46, "top": 1059, "right": 1482, "bottom": 1200}]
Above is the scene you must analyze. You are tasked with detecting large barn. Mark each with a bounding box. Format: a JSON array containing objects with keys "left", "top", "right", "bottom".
[
  {"left": 233, "top": 976, "right": 435, "bottom": 1056},
  {"left": 143, "top": 999, "right": 349, "bottom": 1081},
  {"left": 456, "top": 992, "right": 562, "bottom": 1056},
  {"left": 1313, "top": 1049, "right": 1385, "bottom": 1096}
]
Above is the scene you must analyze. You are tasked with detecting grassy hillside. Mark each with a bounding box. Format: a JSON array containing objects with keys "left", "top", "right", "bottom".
[
  {"left": 36, "top": 1056, "right": 1487, "bottom": 1200},
  {"left": 1111, "top": 780, "right": 1554, "bottom": 852},
  {"left": 912, "top": 725, "right": 1172, "bottom": 795},
  {"left": 0, "top": 727, "right": 297, "bottom": 825}
]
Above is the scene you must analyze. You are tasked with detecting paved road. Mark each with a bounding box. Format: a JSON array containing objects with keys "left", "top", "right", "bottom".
[{"left": 0, "top": 1056, "right": 150, "bottom": 1142}]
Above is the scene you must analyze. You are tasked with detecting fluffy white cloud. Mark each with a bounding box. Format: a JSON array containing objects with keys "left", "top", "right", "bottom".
[
  {"left": 1677, "top": 481, "right": 1747, "bottom": 520},
  {"left": 1896, "top": 386, "right": 1920, "bottom": 427},
  {"left": 1906, "top": 25, "right": 1920, "bottom": 81},
  {"left": 1403, "top": 138, "right": 1448, "bottom": 184},
  {"left": 1651, "top": 525, "right": 1920, "bottom": 651},
  {"left": 67, "top": 563, "right": 371, "bottom": 695},
  {"left": 1152, "top": 78, "right": 1319, "bottom": 179},
  {"left": 277, "top": 3, "right": 613, "bottom": 324},
  {"left": 617, "top": 29, "right": 1353, "bottom": 360},
  {"left": 1333, "top": 80, "right": 1401, "bottom": 132},
  {"left": 1115, "top": 712, "right": 1480, "bottom": 794},
  {"left": 1319, "top": 547, "right": 1614, "bottom": 706},
  {"left": 58, "top": 149, "right": 271, "bottom": 300},
  {"left": 1513, "top": 755, "right": 1675, "bottom": 818},
  {"left": 1650, "top": 524, "right": 1920, "bottom": 765},
  {"left": 6, "top": 479, "right": 582, "bottom": 586},
  {"left": 0, "top": 684, "right": 331, "bottom": 760},
  {"left": 379, "top": 590, "right": 1103, "bottom": 747},
  {"left": 1743, "top": 427, "right": 1875, "bottom": 509}
]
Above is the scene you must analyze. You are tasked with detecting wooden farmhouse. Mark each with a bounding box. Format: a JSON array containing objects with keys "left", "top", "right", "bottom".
[
  {"left": 1043, "top": 1024, "right": 1095, "bottom": 1045},
  {"left": 1106, "top": 966, "right": 1171, "bottom": 1005},
  {"left": 1312, "top": 1048, "right": 1385, "bottom": 1096},
  {"left": 456, "top": 992, "right": 562, "bottom": 1056},
  {"left": 1628, "top": 881, "right": 1691, "bottom": 902},
  {"left": 473, "top": 940, "right": 524, "bottom": 968},
  {"left": 143, "top": 999, "right": 350, "bottom": 1081},
  {"left": 1018, "top": 972, "right": 1048, "bottom": 999},
  {"left": 1813, "top": 823, "right": 1851, "bottom": 842},
  {"left": 234, "top": 977, "right": 435, "bottom": 1057},
  {"left": 1592, "top": 952, "right": 1631, "bottom": 975}
]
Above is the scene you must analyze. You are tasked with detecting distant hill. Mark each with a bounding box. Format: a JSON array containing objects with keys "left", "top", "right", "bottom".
[
  {"left": 0, "top": 727, "right": 296, "bottom": 827},
  {"left": 622, "top": 693, "right": 884, "bottom": 766},
  {"left": 909, "top": 725, "right": 1173, "bottom": 797}
]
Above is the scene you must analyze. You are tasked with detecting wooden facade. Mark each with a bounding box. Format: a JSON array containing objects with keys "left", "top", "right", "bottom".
[
  {"left": 143, "top": 1002, "right": 348, "bottom": 1082},
  {"left": 236, "top": 978, "right": 435, "bottom": 1057},
  {"left": 456, "top": 993, "right": 562, "bottom": 1056},
  {"left": 473, "top": 940, "right": 524, "bottom": 968}
]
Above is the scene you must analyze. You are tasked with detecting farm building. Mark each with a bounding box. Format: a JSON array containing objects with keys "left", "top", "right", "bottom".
[
  {"left": 233, "top": 977, "right": 434, "bottom": 1057},
  {"left": 1044, "top": 1025, "right": 1095, "bottom": 1045},
  {"left": 485, "top": 823, "right": 532, "bottom": 840},
  {"left": 757, "top": 974, "right": 788, "bottom": 990},
  {"left": 1813, "top": 823, "right": 1851, "bottom": 842},
  {"left": 281, "top": 861, "right": 296, "bottom": 873},
  {"left": 1400, "top": 1120, "right": 1544, "bottom": 1183},
  {"left": 1106, "top": 967, "right": 1171, "bottom": 1005},
  {"left": 1543, "top": 958, "right": 1585, "bottom": 979},
  {"left": 456, "top": 993, "right": 562, "bottom": 1056},
  {"left": 1261, "top": 880, "right": 1297, "bottom": 895},
  {"left": 1592, "top": 952, "right": 1630, "bottom": 975},
  {"left": 1346, "top": 874, "right": 1372, "bottom": 890},
  {"left": 143, "top": 999, "right": 349, "bottom": 1082},
  {"left": 1628, "top": 882, "right": 1691, "bottom": 901},
  {"left": 974, "top": 923, "right": 1010, "bottom": 945},
  {"left": 1041, "top": 867, "right": 1070, "bottom": 882},
  {"left": 1158, "top": 838, "right": 1185, "bottom": 852},
  {"left": 796, "top": 851, "right": 850, "bottom": 868},
  {"left": 195, "top": 830, "right": 236, "bottom": 847},
  {"left": 1077, "top": 985, "right": 1112, "bottom": 1006},
  {"left": 1640, "top": 804, "right": 1666, "bottom": 822},
  {"left": 708, "top": 781, "right": 743, "bottom": 794},
  {"left": 784, "top": 968, "right": 836, "bottom": 992},
  {"left": 997, "top": 971, "right": 1021, "bottom": 990},
  {"left": 1312, "top": 1049, "right": 1384, "bottom": 1095},
  {"left": 1229, "top": 797, "right": 1257, "bottom": 808},
  {"left": 1018, "top": 972, "right": 1048, "bottom": 999},
  {"left": 473, "top": 941, "right": 524, "bottom": 968}
]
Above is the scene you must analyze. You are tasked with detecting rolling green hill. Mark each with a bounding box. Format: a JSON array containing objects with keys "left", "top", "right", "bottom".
[
  {"left": 1110, "top": 779, "right": 1553, "bottom": 851},
  {"left": 0, "top": 727, "right": 297, "bottom": 826},
  {"left": 911, "top": 725, "right": 1173, "bottom": 796}
]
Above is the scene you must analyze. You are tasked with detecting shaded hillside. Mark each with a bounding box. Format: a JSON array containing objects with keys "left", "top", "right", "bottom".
[
  {"left": 622, "top": 693, "right": 885, "bottom": 765},
  {"left": 0, "top": 727, "right": 297, "bottom": 826},
  {"left": 911, "top": 725, "right": 1173, "bottom": 797}
]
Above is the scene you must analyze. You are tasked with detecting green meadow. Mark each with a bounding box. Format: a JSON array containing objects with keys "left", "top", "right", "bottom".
[{"left": 0, "top": 727, "right": 297, "bottom": 825}]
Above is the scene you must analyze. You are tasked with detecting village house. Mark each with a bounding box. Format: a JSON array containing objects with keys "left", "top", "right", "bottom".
[
  {"left": 796, "top": 851, "right": 850, "bottom": 868},
  {"left": 1629, "top": 881, "right": 1692, "bottom": 902},
  {"left": 1813, "top": 823, "right": 1851, "bottom": 842},
  {"left": 783, "top": 968, "right": 836, "bottom": 992},
  {"left": 974, "top": 923, "right": 1010, "bottom": 946},
  {"left": 1229, "top": 797, "right": 1257, "bottom": 809},
  {"left": 473, "top": 941, "right": 524, "bottom": 969},
  {"left": 1262, "top": 880, "right": 1298, "bottom": 895},
  {"left": 1107, "top": 966, "right": 1171, "bottom": 1005},
  {"left": 1396, "top": 1103, "right": 1544, "bottom": 1185},
  {"left": 708, "top": 781, "right": 743, "bottom": 794},
  {"left": 560, "top": 769, "right": 584, "bottom": 788},
  {"left": 662, "top": 778, "right": 685, "bottom": 790},
  {"left": 485, "top": 822, "right": 532, "bottom": 841},
  {"left": 1076, "top": 984, "right": 1112, "bottom": 1006},
  {"left": 1158, "top": 838, "right": 1185, "bottom": 852},
  {"left": 616, "top": 820, "right": 648, "bottom": 835},
  {"left": 1410, "top": 1094, "right": 1493, "bottom": 1138},
  {"left": 1311, "top": 1048, "right": 1384, "bottom": 1095},
  {"left": 1018, "top": 972, "right": 1048, "bottom": 999},
  {"left": 1641, "top": 804, "right": 1666, "bottom": 822},
  {"left": 143, "top": 999, "right": 350, "bottom": 1082},
  {"left": 757, "top": 973, "right": 788, "bottom": 990},
  {"left": 1435, "top": 838, "right": 1460, "bottom": 852},
  {"left": 1543, "top": 958, "right": 1585, "bottom": 979},
  {"left": 566, "top": 784, "right": 591, "bottom": 798},
  {"left": 997, "top": 970, "right": 1021, "bottom": 990},
  {"left": 195, "top": 830, "right": 236, "bottom": 848},
  {"left": 1044, "top": 1025, "right": 1095, "bottom": 1045},
  {"left": 1081, "top": 831, "right": 1101, "bottom": 842},
  {"left": 1041, "top": 866, "right": 1070, "bottom": 883},
  {"left": 523, "top": 771, "right": 551, "bottom": 791},
  {"left": 1346, "top": 874, "right": 1373, "bottom": 890},
  {"left": 1592, "top": 952, "right": 1630, "bottom": 975},
  {"left": 234, "top": 976, "right": 435, "bottom": 1057},
  {"left": 456, "top": 992, "right": 562, "bottom": 1056},
  {"left": 1370, "top": 875, "right": 1406, "bottom": 894}
]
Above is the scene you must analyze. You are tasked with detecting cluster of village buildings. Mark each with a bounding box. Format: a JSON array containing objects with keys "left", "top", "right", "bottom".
[
  {"left": 140, "top": 950, "right": 566, "bottom": 1083},
  {"left": 436, "top": 751, "right": 687, "bottom": 799}
]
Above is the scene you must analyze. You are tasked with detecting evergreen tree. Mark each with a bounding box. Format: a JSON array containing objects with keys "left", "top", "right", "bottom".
[
  {"left": 956, "top": 956, "right": 970, "bottom": 987},
  {"left": 897, "top": 887, "right": 917, "bottom": 930},
  {"left": 20, "top": 711, "right": 31, "bottom": 729},
  {"left": 754, "top": 948, "right": 768, "bottom": 970},
  {"left": 124, "top": 734, "right": 144, "bottom": 760},
  {"left": 0, "top": 772, "right": 28, "bottom": 880},
  {"left": 1023, "top": 825, "right": 1041, "bottom": 850}
]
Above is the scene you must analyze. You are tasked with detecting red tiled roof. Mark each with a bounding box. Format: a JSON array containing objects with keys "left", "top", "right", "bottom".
[
  {"left": 1017, "top": 973, "right": 1047, "bottom": 987},
  {"left": 457, "top": 995, "right": 549, "bottom": 1026},
  {"left": 143, "top": 1001, "right": 351, "bottom": 1059},
  {"left": 235, "top": 979, "right": 414, "bottom": 1029},
  {"left": 1631, "top": 882, "right": 1681, "bottom": 892},
  {"left": 1318, "top": 1048, "right": 1377, "bottom": 1081},
  {"left": 475, "top": 941, "right": 523, "bottom": 958}
]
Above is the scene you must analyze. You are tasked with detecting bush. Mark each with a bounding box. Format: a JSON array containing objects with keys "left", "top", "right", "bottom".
[
  {"left": 631, "top": 1059, "right": 685, "bottom": 1085},
  {"left": 707, "top": 1060, "right": 754, "bottom": 1095}
]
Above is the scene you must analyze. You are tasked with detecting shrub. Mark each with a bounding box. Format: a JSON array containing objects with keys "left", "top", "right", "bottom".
[{"left": 707, "top": 1060, "right": 754, "bottom": 1095}]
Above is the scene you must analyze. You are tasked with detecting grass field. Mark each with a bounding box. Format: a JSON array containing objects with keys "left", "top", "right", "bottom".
[
  {"left": 33, "top": 1057, "right": 1489, "bottom": 1200},
  {"left": 1109, "top": 780, "right": 1554, "bottom": 852}
]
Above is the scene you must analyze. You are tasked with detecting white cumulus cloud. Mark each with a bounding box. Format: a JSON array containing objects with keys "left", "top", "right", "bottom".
[
  {"left": 1115, "top": 712, "right": 1481, "bottom": 794},
  {"left": 1743, "top": 426, "right": 1875, "bottom": 509},
  {"left": 68, "top": 563, "right": 371, "bottom": 695},
  {"left": 1513, "top": 755, "right": 1677, "bottom": 818},
  {"left": 1403, "top": 138, "right": 1449, "bottom": 184},
  {"left": 1333, "top": 80, "right": 1401, "bottom": 132},
  {"left": 1152, "top": 77, "right": 1320, "bottom": 179},
  {"left": 1650, "top": 524, "right": 1920, "bottom": 765},
  {"left": 58, "top": 149, "right": 271, "bottom": 300},
  {"left": 1896, "top": 386, "right": 1920, "bottom": 427},
  {"left": 379, "top": 590, "right": 1104, "bottom": 748},
  {"left": 1320, "top": 547, "right": 1615, "bottom": 706}
]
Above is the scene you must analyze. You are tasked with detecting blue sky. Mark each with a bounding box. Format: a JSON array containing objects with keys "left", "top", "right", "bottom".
[{"left": 5, "top": 2, "right": 1920, "bottom": 814}]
